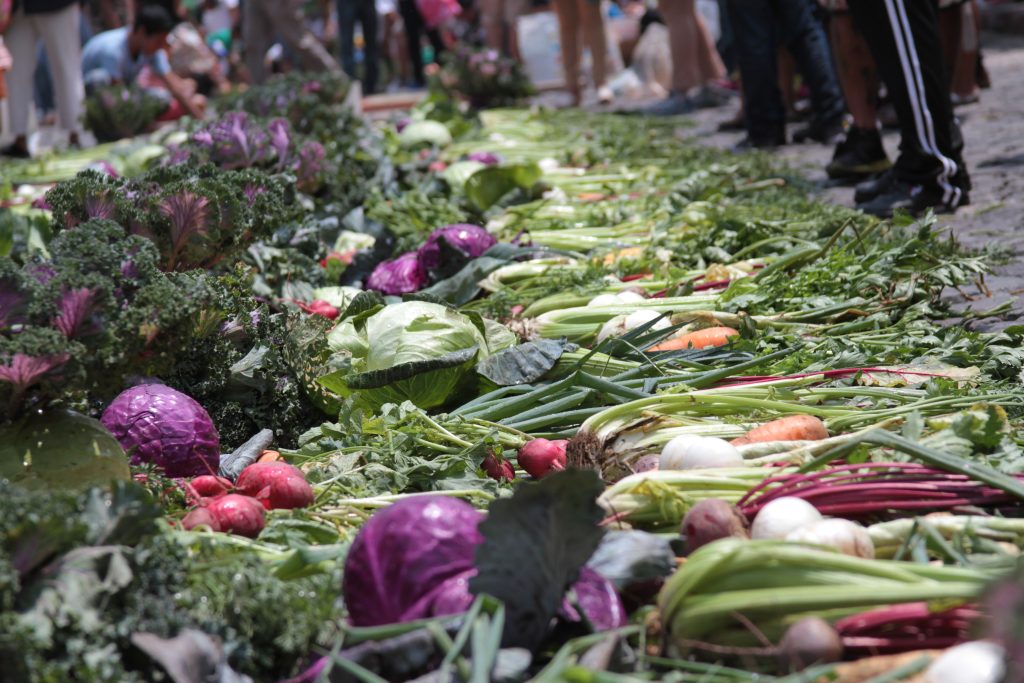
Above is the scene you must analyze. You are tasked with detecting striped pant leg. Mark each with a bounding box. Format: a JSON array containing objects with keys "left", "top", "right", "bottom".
[{"left": 848, "top": 0, "right": 965, "bottom": 203}]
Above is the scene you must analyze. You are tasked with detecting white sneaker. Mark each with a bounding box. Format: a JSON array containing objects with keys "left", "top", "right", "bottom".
[{"left": 597, "top": 85, "right": 614, "bottom": 105}]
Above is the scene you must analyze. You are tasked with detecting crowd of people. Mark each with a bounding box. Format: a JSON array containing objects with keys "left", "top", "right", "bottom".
[{"left": 0, "top": 0, "right": 990, "bottom": 216}]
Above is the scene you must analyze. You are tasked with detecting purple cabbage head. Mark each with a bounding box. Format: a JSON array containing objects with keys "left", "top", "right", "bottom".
[
  {"left": 343, "top": 496, "right": 484, "bottom": 627},
  {"left": 466, "top": 151, "right": 501, "bottom": 166},
  {"left": 418, "top": 224, "right": 496, "bottom": 273},
  {"left": 560, "top": 567, "right": 628, "bottom": 631},
  {"left": 100, "top": 383, "right": 220, "bottom": 477},
  {"left": 342, "top": 496, "right": 628, "bottom": 633},
  {"left": 366, "top": 251, "right": 427, "bottom": 295}
]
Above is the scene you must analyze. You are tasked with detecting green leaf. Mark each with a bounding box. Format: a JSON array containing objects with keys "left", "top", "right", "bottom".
[
  {"left": 0, "top": 409, "right": 131, "bottom": 490},
  {"left": 345, "top": 347, "right": 479, "bottom": 390},
  {"left": 340, "top": 290, "right": 386, "bottom": 322},
  {"left": 477, "top": 339, "right": 571, "bottom": 386},
  {"left": 464, "top": 164, "right": 542, "bottom": 212},
  {"left": 470, "top": 469, "right": 606, "bottom": 651},
  {"left": 421, "top": 256, "right": 510, "bottom": 305}
]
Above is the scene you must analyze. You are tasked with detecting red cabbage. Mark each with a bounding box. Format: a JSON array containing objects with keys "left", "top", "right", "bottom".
[
  {"left": 342, "top": 496, "right": 483, "bottom": 626},
  {"left": 342, "top": 496, "right": 627, "bottom": 632},
  {"left": 560, "top": 566, "right": 628, "bottom": 631},
  {"left": 417, "top": 224, "right": 496, "bottom": 272},
  {"left": 365, "top": 251, "right": 427, "bottom": 295},
  {"left": 100, "top": 384, "right": 220, "bottom": 478}
]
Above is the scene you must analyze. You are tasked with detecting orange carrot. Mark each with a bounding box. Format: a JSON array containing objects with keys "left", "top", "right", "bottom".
[
  {"left": 602, "top": 247, "right": 644, "bottom": 265},
  {"left": 730, "top": 415, "right": 829, "bottom": 446},
  {"left": 258, "top": 449, "right": 282, "bottom": 463},
  {"left": 648, "top": 326, "right": 739, "bottom": 352}
]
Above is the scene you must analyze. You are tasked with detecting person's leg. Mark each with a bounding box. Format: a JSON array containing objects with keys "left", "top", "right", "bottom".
[
  {"left": 830, "top": 12, "right": 878, "bottom": 130},
  {"left": 950, "top": 0, "right": 978, "bottom": 101},
  {"left": 4, "top": 10, "right": 42, "bottom": 148},
  {"left": 552, "top": 0, "right": 581, "bottom": 104},
  {"left": 360, "top": 0, "right": 380, "bottom": 94},
  {"left": 661, "top": 0, "right": 702, "bottom": 94},
  {"left": 34, "top": 45, "right": 56, "bottom": 120},
  {"left": 39, "top": 3, "right": 84, "bottom": 139},
  {"left": 337, "top": 0, "right": 358, "bottom": 77},
  {"left": 579, "top": 0, "right": 610, "bottom": 90},
  {"left": 824, "top": 10, "right": 890, "bottom": 181},
  {"left": 479, "top": 0, "right": 503, "bottom": 52},
  {"left": 775, "top": 0, "right": 844, "bottom": 131},
  {"left": 848, "top": 0, "right": 967, "bottom": 213},
  {"left": 243, "top": 0, "right": 272, "bottom": 84},
  {"left": 724, "top": 0, "right": 785, "bottom": 144},
  {"left": 271, "top": 0, "right": 341, "bottom": 74},
  {"left": 398, "top": 0, "right": 425, "bottom": 85},
  {"left": 693, "top": 3, "right": 726, "bottom": 85}
]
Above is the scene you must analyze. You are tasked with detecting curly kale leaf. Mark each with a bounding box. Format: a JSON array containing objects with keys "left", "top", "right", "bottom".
[{"left": 45, "top": 164, "right": 297, "bottom": 272}]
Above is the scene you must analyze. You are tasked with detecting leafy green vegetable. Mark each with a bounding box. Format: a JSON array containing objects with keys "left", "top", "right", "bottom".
[
  {"left": 470, "top": 469, "right": 606, "bottom": 651},
  {"left": 327, "top": 301, "right": 516, "bottom": 410}
]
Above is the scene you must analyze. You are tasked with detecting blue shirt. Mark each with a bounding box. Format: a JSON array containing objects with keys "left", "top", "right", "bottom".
[{"left": 82, "top": 27, "right": 171, "bottom": 83}]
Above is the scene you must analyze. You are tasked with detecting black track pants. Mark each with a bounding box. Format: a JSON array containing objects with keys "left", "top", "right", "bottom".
[{"left": 848, "top": 0, "right": 968, "bottom": 202}]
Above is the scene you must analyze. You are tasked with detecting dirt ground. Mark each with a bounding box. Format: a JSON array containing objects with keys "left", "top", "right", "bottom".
[{"left": 678, "top": 31, "right": 1024, "bottom": 332}]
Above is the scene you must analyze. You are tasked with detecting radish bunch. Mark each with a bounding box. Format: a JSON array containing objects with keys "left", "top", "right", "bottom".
[{"left": 180, "top": 461, "right": 314, "bottom": 538}]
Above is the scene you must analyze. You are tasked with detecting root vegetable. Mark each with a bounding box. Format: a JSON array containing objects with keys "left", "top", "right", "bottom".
[
  {"left": 926, "top": 641, "right": 1005, "bottom": 683},
  {"left": 681, "top": 499, "right": 749, "bottom": 554},
  {"left": 482, "top": 452, "right": 515, "bottom": 482},
  {"left": 778, "top": 617, "right": 843, "bottom": 672},
  {"left": 588, "top": 293, "right": 620, "bottom": 307},
  {"left": 659, "top": 434, "right": 705, "bottom": 469},
  {"left": 648, "top": 326, "right": 738, "bottom": 352},
  {"left": 750, "top": 496, "right": 822, "bottom": 540},
  {"left": 786, "top": 518, "right": 875, "bottom": 559},
  {"left": 517, "top": 438, "right": 568, "bottom": 479},
  {"left": 205, "top": 494, "right": 266, "bottom": 538},
  {"left": 615, "top": 290, "right": 646, "bottom": 303},
  {"left": 181, "top": 506, "right": 221, "bottom": 532},
  {"left": 187, "top": 475, "right": 232, "bottom": 499},
  {"left": 660, "top": 436, "right": 743, "bottom": 470},
  {"left": 731, "top": 414, "right": 828, "bottom": 446},
  {"left": 236, "top": 462, "right": 314, "bottom": 510}
]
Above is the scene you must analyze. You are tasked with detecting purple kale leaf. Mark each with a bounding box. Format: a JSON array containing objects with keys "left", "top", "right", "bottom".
[{"left": 52, "top": 287, "right": 101, "bottom": 339}]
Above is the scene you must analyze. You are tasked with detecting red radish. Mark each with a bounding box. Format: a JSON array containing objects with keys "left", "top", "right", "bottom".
[
  {"left": 517, "top": 439, "right": 567, "bottom": 479},
  {"left": 258, "top": 474, "right": 315, "bottom": 510},
  {"left": 482, "top": 452, "right": 515, "bottom": 482},
  {"left": 188, "top": 475, "right": 232, "bottom": 499},
  {"left": 236, "top": 462, "right": 314, "bottom": 510},
  {"left": 206, "top": 494, "right": 266, "bottom": 537},
  {"left": 181, "top": 506, "right": 221, "bottom": 532},
  {"left": 305, "top": 300, "right": 340, "bottom": 320}
]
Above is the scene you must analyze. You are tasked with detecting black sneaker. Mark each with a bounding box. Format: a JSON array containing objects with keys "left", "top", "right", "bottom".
[
  {"left": 856, "top": 179, "right": 970, "bottom": 218},
  {"left": 854, "top": 168, "right": 896, "bottom": 204},
  {"left": 792, "top": 115, "right": 845, "bottom": 145},
  {"left": 826, "top": 127, "right": 891, "bottom": 181}
]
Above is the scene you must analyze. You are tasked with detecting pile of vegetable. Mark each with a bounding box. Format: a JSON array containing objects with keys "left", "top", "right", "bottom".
[{"left": 2, "top": 76, "right": 1024, "bottom": 683}]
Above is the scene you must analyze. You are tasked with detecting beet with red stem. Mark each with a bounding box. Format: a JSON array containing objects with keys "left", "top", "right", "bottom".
[
  {"left": 517, "top": 438, "right": 568, "bottom": 479},
  {"left": 777, "top": 617, "right": 842, "bottom": 672}
]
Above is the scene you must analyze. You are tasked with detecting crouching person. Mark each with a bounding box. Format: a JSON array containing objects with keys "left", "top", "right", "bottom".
[{"left": 82, "top": 4, "right": 205, "bottom": 121}]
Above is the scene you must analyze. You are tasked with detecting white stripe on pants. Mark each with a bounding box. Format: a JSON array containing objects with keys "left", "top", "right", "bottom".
[
  {"left": 5, "top": 3, "right": 84, "bottom": 137},
  {"left": 883, "top": 0, "right": 959, "bottom": 205}
]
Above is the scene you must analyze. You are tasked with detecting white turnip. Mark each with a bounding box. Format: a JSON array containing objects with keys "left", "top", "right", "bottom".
[{"left": 750, "top": 497, "right": 822, "bottom": 540}]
